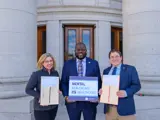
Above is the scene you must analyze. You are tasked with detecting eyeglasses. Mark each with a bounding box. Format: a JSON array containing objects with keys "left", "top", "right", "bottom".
[
  {"left": 110, "top": 56, "right": 121, "bottom": 59},
  {"left": 44, "top": 60, "right": 53, "bottom": 63}
]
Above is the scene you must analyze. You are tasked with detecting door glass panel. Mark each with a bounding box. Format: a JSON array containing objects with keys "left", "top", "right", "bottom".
[
  {"left": 67, "top": 30, "right": 76, "bottom": 60},
  {"left": 82, "top": 30, "right": 90, "bottom": 57}
]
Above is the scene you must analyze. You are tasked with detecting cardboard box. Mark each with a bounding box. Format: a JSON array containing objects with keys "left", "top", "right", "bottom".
[
  {"left": 40, "top": 76, "right": 59, "bottom": 105},
  {"left": 100, "top": 75, "right": 119, "bottom": 105}
]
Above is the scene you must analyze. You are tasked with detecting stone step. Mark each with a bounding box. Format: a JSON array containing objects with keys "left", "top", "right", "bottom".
[{"left": 0, "top": 95, "right": 160, "bottom": 120}]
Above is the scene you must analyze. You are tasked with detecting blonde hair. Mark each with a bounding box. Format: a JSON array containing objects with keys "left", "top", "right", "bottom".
[{"left": 37, "top": 53, "right": 56, "bottom": 70}]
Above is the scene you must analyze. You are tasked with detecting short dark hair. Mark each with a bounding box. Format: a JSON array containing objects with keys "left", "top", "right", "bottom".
[
  {"left": 75, "top": 42, "right": 86, "bottom": 50},
  {"left": 108, "top": 49, "right": 122, "bottom": 58}
]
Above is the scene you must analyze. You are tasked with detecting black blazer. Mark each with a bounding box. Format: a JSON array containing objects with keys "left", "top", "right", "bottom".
[{"left": 25, "top": 68, "right": 60, "bottom": 111}]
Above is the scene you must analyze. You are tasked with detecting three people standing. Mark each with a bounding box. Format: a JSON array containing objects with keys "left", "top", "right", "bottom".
[{"left": 25, "top": 43, "right": 141, "bottom": 120}]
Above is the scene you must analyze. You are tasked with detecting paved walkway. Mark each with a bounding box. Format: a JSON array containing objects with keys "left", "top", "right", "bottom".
[{"left": 56, "top": 95, "right": 160, "bottom": 120}]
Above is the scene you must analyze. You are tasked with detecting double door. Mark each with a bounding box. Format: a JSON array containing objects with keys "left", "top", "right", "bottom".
[{"left": 64, "top": 26, "right": 94, "bottom": 61}]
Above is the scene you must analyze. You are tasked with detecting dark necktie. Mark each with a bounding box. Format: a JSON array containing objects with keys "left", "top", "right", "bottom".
[
  {"left": 78, "top": 60, "right": 83, "bottom": 76},
  {"left": 112, "top": 67, "right": 117, "bottom": 75}
]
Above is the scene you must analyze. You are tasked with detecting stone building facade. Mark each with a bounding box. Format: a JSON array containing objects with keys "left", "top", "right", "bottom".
[{"left": 0, "top": 0, "right": 160, "bottom": 119}]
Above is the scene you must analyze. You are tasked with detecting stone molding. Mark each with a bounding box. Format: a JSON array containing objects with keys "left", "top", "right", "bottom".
[
  {"left": 0, "top": 77, "right": 29, "bottom": 99},
  {"left": 37, "top": 5, "right": 122, "bottom": 15}
]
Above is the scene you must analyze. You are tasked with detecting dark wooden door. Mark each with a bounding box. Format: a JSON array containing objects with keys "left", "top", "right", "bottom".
[
  {"left": 64, "top": 25, "right": 94, "bottom": 61},
  {"left": 37, "top": 26, "right": 46, "bottom": 60},
  {"left": 111, "top": 27, "right": 123, "bottom": 53}
]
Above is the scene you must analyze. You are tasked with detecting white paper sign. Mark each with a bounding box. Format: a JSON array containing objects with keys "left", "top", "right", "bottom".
[
  {"left": 69, "top": 80, "right": 98, "bottom": 97},
  {"left": 68, "top": 76, "right": 98, "bottom": 101}
]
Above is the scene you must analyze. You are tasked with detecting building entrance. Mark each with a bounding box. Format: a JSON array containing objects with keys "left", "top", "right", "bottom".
[{"left": 64, "top": 25, "right": 94, "bottom": 61}]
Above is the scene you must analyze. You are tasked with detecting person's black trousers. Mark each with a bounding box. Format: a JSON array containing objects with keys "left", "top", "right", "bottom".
[
  {"left": 66, "top": 102, "right": 97, "bottom": 120},
  {"left": 34, "top": 107, "right": 58, "bottom": 120}
]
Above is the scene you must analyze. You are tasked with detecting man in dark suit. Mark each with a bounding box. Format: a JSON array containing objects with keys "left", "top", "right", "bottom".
[
  {"left": 101, "top": 49, "right": 141, "bottom": 120},
  {"left": 60, "top": 42, "right": 102, "bottom": 120}
]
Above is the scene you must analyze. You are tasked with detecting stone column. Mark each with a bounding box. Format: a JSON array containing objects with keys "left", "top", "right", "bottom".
[
  {"left": 47, "top": 21, "right": 61, "bottom": 73},
  {"left": 123, "top": 0, "right": 160, "bottom": 95},
  {"left": 97, "top": 21, "right": 111, "bottom": 73},
  {"left": 0, "top": 0, "right": 37, "bottom": 98}
]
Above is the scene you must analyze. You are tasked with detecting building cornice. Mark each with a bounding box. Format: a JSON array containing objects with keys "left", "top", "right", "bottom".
[{"left": 37, "top": 5, "right": 122, "bottom": 16}]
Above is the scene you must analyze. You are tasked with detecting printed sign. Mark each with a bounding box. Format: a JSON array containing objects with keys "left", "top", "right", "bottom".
[{"left": 68, "top": 76, "right": 98, "bottom": 101}]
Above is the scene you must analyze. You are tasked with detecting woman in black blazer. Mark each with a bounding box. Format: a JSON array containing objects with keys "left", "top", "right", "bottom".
[{"left": 25, "top": 53, "right": 60, "bottom": 120}]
